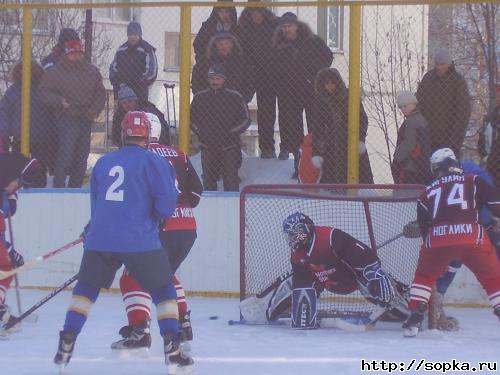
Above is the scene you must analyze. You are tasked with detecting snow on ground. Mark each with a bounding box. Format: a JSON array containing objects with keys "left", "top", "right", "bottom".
[{"left": 1, "top": 290, "right": 499, "bottom": 375}]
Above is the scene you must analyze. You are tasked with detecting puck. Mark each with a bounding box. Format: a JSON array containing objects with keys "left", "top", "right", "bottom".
[{"left": 209, "top": 316, "right": 219, "bottom": 320}]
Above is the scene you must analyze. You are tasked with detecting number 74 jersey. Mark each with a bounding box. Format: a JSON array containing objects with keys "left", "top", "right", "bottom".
[{"left": 417, "top": 173, "right": 500, "bottom": 248}]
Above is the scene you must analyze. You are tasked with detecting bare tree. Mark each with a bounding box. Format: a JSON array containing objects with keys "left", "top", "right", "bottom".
[{"left": 361, "top": 6, "right": 425, "bottom": 178}]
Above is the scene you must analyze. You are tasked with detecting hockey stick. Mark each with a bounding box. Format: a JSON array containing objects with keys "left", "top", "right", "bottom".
[
  {"left": 7, "top": 214, "right": 23, "bottom": 316},
  {"left": 0, "top": 238, "right": 83, "bottom": 280},
  {"left": 376, "top": 221, "right": 421, "bottom": 250},
  {"left": 3, "top": 274, "right": 78, "bottom": 331}
]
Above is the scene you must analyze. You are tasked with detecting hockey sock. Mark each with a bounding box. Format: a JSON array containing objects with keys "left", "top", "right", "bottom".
[
  {"left": 63, "top": 281, "right": 99, "bottom": 335},
  {"left": 0, "top": 283, "right": 9, "bottom": 305},
  {"left": 0, "top": 242, "right": 13, "bottom": 304},
  {"left": 120, "top": 270, "right": 152, "bottom": 326},
  {"left": 172, "top": 275, "right": 188, "bottom": 316},
  {"left": 436, "top": 261, "right": 462, "bottom": 295},
  {"left": 478, "top": 276, "right": 500, "bottom": 312},
  {"left": 408, "top": 282, "right": 432, "bottom": 310},
  {"left": 150, "top": 283, "right": 178, "bottom": 337}
]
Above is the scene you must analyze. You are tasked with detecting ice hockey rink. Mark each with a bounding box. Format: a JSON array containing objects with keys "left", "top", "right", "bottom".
[{"left": 1, "top": 289, "right": 499, "bottom": 375}]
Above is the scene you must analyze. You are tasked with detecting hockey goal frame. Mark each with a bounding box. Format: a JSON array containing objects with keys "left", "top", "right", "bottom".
[{"left": 239, "top": 183, "right": 425, "bottom": 302}]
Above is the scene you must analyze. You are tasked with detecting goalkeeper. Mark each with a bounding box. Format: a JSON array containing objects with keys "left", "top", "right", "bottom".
[{"left": 241, "top": 212, "right": 409, "bottom": 326}]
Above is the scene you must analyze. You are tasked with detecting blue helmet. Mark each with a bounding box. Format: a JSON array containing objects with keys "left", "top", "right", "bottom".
[{"left": 283, "top": 212, "right": 314, "bottom": 250}]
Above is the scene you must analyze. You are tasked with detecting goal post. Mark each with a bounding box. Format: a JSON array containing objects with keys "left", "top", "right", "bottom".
[{"left": 240, "top": 184, "right": 425, "bottom": 318}]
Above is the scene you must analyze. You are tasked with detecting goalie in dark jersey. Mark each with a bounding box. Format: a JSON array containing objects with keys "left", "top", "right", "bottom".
[{"left": 240, "top": 212, "right": 409, "bottom": 328}]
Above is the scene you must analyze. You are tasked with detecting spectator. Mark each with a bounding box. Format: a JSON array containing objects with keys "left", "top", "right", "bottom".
[
  {"left": 391, "top": 91, "right": 431, "bottom": 184},
  {"left": 479, "top": 83, "right": 500, "bottom": 187},
  {"left": 310, "top": 68, "right": 373, "bottom": 184},
  {"left": 109, "top": 21, "right": 158, "bottom": 101},
  {"left": 111, "top": 84, "right": 170, "bottom": 147},
  {"left": 39, "top": 39, "right": 106, "bottom": 188},
  {"left": 416, "top": 47, "right": 471, "bottom": 155},
  {"left": 191, "top": 32, "right": 253, "bottom": 102},
  {"left": 190, "top": 64, "right": 250, "bottom": 191},
  {"left": 237, "top": 2, "right": 279, "bottom": 158},
  {"left": 272, "top": 12, "right": 333, "bottom": 168},
  {"left": 0, "top": 61, "right": 50, "bottom": 187},
  {"left": 41, "top": 28, "right": 80, "bottom": 71},
  {"left": 193, "top": 1, "right": 238, "bottom": 63}
]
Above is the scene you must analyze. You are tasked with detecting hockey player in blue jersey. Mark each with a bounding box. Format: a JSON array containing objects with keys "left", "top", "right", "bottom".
[{"left": 54, "top": 111, "right": 191, "bottom": 373}]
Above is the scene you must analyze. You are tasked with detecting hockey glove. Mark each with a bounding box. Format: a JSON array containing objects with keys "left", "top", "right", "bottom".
[
  {"left": 361, "top": 262, "right": 395, "bottom": 307},
  {"left": 7, "top": 244, "right": 24, "bottom": 268}
]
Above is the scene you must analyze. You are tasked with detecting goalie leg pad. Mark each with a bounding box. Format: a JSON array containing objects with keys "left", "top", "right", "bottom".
[{"left": 291, "top": 288, "right": 317, "bottom": 329}]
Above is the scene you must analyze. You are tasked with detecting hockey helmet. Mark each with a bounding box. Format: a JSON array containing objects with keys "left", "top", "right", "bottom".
[
  {"left": 0, "top": 153, "right": 43, "bottom": 190},
  {"left": 121, "top": 111, "right": 151, "bottom": 140},
  {"left": 283, "top": 212, "right": 315, "bottom": 251},
  {"left": 146, "top": 112, "right": 162, "bottom": 141},
  {"left": 430, "top": 148, "right": 462, "bottom": 177}
]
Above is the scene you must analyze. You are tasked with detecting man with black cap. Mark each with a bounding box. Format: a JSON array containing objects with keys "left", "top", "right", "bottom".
[
  {"left": 271, "top": 12, "right": 333, "bottom": 172},
  {"left": 109, "top": 21, "right": 158, "bottom": 101},
  {"left": 416, "top": 47, "right": 471, "bottom": 156},
  {"left": 0, "top": 153, "right": 42, "bottom": 337},
  {"left": 111, "top": 84, "right": 170, "bottom": 147},
  {"left": 190, "top": 64, "right": 250, "bottom": 191}
]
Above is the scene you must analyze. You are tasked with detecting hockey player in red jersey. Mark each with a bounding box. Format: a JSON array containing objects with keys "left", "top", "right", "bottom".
[
  {"left": 403, "top": 148, "right": 500, "bottom": 337},
  {"left": 112, "top": 113, "right": 202, "bottom": 357},
  {"left": 0, "top": 153, "right": 42, "bottom": 336}
]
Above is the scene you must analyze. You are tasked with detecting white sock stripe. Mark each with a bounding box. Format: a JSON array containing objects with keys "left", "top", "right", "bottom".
[
  {"left": 412, "top": 283, "right": 432, "bottom": 292},
  {"left": 176, "top": 290, "right": 186, "bottom": 298},
  {"left": 412, "top": 296, "right": 430, "bottom": 303},
  {"left": 157, "top": 300, "right": 178, "bottom": 320},
  {"left": 410, "top": 288, "right": 432, "bottom": 301},
  {"left": 125, "top": 306, "right": 152, "bottom": 316},
  {"left": 0, "top": 290, "right": 5, "bottom": 303},
  {"left": 488, "top": 294, "right": 500, "bottom": 308},
  {"left": 177, "top": 297, "right": 186, "bottom": 303},
  {"left": 123, "top": 291, "right": 151, "bottom": 300},
  {"left": 0, "top": 285, "right": 7, "bottom": 292},
  {"left": 123, "top": 296, "right": 152, "bottom": 309},
  {"left": 488, "top": 291, "right": 500, "bottom": 299},
  {"left": 69, "top": 295, "right": 94, "bottom": 316}
]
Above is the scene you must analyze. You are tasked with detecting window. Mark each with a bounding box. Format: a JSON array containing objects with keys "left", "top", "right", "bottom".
[
  {"left": 94, "top": 0, "right": 132, "bottom": 22},
  {"left": 164, "top": 32, "right": 196, "bottom": 71},
  {"left": 327, "top": 5, "right": 344, "bottom": 51}
]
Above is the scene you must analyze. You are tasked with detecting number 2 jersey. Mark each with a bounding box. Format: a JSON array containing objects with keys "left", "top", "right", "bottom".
[
  {"left": 148, "top": 142, "right": 203, "bottom": 231},
  {"left": 417, "top": 172, "right": 500, "bottom": 249},
  {"left": 84, "top": 145, "right": 178, "bottom": 252}
]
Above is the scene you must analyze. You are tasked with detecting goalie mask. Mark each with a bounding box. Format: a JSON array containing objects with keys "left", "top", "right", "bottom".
[
  {"left": 430, "top": 148, "right": 462, "bottom": 178},
  {"left": 283, "top": 212, "right": 315, "bottom": 251}
]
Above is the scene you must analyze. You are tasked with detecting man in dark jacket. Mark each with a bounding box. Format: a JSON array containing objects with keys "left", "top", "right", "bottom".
[
  {"left": 190, "top": 64, "right": 250, "bottom": 191},
  {"left": 416, "top": 48, "right": 471, "bottom": 156},
  {"left": 111, "top": 84, "right": 170, "bottom": 147},
  {"left": 237, "top": 4, "right": 279, "bottom": 158},
  {"left": 193, "top": 1, "right": 238, "bottom": 63},
  {"left": 272, "top": 12, "right": 333, "bottom": 163},
  {"left": 109, "top": 21, "right": 158, "bottom": 101},
  {"left": 39, "top": 40, "right": 106, "bottom": 188},
  {"left": 479, "top": 84, "right": 500, "bottom": 187},
  {"left": 191, "top": 32, "right": 253, "bottom": 102}
]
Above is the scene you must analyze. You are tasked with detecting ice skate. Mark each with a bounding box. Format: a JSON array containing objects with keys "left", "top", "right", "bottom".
[
  {"left": 164, "top": 331, "right": 194, "bottom": 375},
  {"left": 111, "top": 320, "right": 151, "bottom": 352},
  {"left": 0, "top": 304, "right": 21, "bottom": 340},
  {"left": 403, "top": 302, "right": 427, "bottom": 337},
  {"left": 54, "top": 330, "right": 77, "bottom": 369}
]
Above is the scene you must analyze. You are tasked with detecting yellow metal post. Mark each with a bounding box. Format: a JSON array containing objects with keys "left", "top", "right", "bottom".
[
  {"left": 179, "top": 5, "right": 192, "bottom": 154},
  {"left": 20, "top": 6, "right": 33, "bottom": 157},
  {"left": 347, "top": 4, "right": 361, "bottom": 184}
]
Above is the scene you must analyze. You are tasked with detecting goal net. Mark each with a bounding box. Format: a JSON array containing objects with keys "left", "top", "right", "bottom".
[{"left": 240, "top": 184, "right": 424, "bottom": 318}]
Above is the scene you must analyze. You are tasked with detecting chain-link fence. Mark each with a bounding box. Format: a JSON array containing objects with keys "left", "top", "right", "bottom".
[{"left": 0, "top": 1, "right": 498, "bottom": 190}]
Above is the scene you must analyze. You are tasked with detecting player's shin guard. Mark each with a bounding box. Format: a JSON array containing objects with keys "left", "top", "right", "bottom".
[
  {"left": 150, "top": 283, "right": 179, "bottom": 337},
  {"left": 291, "top": 288, "right": 317, "bottom": 329},
  {"left": 63, "top": 281, "right": 99, "bottom": 335},
  {"left": 120, "top": 270, "right": 152, "bottom": 327}
]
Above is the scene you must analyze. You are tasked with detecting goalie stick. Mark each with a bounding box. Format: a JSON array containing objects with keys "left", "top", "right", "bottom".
[
  {"left": 0, "top": 238, "right": 83, "bottom": 280},
  {"left": 3, "top": 274, "right": 78, "bottom": 331}
]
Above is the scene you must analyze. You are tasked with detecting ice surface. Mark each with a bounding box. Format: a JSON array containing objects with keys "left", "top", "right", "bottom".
[{"left": 1, "top": 290, "right": 499, "bottom": 375}]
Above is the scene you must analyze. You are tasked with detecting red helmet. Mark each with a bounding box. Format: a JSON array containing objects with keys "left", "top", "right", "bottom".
[{"left": 121, "top": 111, "right": 151, "bottom": 139}]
